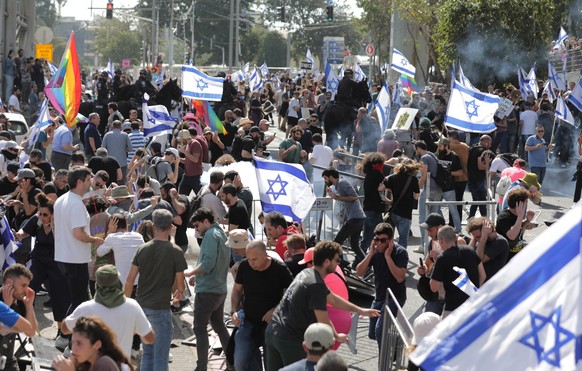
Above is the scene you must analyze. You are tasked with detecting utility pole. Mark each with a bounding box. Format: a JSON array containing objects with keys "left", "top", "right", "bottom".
[
  {"left": 169, "top": 0, "right": 174, "bottom": 69},
  {"left": 151, "top": 0, "right": 156, "bottom": 65},
  {"left": 234, "top": 0, "right": 240, "bottom": 67},
  {"left": 190, "top": 3, "right": 195, "bottom": 63},
  {"left": 228, "top": 0, "right": 234, "bottom": 72}
]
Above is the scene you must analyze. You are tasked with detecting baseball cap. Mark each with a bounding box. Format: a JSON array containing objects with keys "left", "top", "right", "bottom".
[
  {"left": 227, "top": 229, "right": 249, "bottom": 250},
  {"left": 14, "top": 168, "right": 36, "bottom": 181},
  {"left": 304, "top": 323, "right": 334, "bottom": 351},
  {"left": 122, "top": 122, "right": 131, "bottom": 131},
  {"left": 165, "top": 147, "right": 179, "bottom": 157},
  {"left": 4, "top": 141, "right": 22, "bottom": 150},
  {"left": 412, "top": 312, "right": 440, "bottom": 345},
  {"left": 420, "top": 213, "right": 446, "bottom": 229},
  {"left": 249, "top": 126, "right": 261, "bottom": 134},
  {"left": 298, "top": 247, "right": 314, "bottom": 265}
]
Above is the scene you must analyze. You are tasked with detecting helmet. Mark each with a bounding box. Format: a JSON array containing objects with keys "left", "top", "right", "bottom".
[
  {"left": 139, "top": 69, "right": 147, "bottom": 75},
  {"left": 115, "top": 69, "right": 122, "bottom": 74},
  {"left": 101, "top": 71, "right": 108, "bottom": 76},
  {"left": 216, "top": 71, "right": 226, "bottom": 78},
  {"left": 344, "top": 68, "right": 354, "bottom": 75}
]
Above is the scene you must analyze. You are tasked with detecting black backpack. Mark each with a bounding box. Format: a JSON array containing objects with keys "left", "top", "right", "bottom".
[{"left": 428, "top": 152, "right": 454, "bottom": 191}]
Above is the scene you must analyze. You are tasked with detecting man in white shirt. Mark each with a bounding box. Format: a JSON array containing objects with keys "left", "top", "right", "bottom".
[
  {"left": 8, "top": 87, "right": 21, "bottom": 113},
  {"left": 287, "top": 91, "right": 301, "bottom": 137},
  {"left": 518, "top": 101, "right": 537, "bottom": 159},
  {"left": 309, "top": 134, "right": 334, "bottom": 197}
]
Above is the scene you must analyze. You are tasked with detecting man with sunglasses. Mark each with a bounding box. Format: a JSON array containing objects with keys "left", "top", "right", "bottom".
[
  {"left": 355, "top": 223, "right": 408, "bottom": 349},
  {"left": 524, "top": 125, "right": 552, "bottom": 184}
]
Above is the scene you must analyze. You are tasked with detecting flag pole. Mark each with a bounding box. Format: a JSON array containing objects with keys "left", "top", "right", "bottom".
[{"left": 548, "top": 113, "right": 558, "bottom": 161}]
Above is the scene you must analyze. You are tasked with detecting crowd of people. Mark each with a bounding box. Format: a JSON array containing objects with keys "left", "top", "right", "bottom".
[{"left": 0, "top": 46, "right": 578, "bottom": 371}]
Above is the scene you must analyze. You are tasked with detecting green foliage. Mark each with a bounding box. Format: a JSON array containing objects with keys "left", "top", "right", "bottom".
[
  {"left": 37, "top": 0, "right": 57, "bottom": 28},
  {"left": 92, "top": 17, "right": 143, "bottom": 65},
  {"left": 240, "top": 27, "right": 287, "bottom": 67}
]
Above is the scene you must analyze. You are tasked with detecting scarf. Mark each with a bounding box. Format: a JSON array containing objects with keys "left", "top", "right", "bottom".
[{"left": 94, "top": 280, "right": 126, "bottom": 308}]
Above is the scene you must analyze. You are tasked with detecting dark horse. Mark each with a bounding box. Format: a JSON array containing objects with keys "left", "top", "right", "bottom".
[{"left": 323, "top": 79, "right": 372, "bottom": 150}]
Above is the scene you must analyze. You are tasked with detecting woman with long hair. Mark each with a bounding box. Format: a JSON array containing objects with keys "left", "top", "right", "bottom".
[{"left": 52, "top": 316, "right": 133, "bottom": 371}]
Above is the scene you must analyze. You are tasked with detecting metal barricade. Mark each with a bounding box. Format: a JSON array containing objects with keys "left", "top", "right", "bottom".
[{"left": 378, "top": 307, "right": 408, "bottom": 371}]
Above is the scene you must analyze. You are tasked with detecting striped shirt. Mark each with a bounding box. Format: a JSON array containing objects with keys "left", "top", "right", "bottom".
[{"left": 128, "top": 130, "right": 146, "bottom": 163}]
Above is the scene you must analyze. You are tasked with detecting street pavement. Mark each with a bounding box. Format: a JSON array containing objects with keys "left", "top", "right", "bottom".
[{"left": 32, "top": 122, "right": 579, "bottom": 370}]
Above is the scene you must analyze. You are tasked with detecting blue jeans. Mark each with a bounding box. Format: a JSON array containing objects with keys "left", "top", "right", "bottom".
[
  {"left": 141, "top": 308, "right": 173, "bottom": 371},
  {"left": 368, "top": 296, "right": 404, "bottom": 349},
  {"left": 361, "top": 210, "right": 383, "bottom": 253},
  {"left": 468, "top": 181, "right": 487, "bottom": 218},
  {"left": 530, "top": 166, "right": 546, "bottom": 185},
  {"left": 390, "top": 213, "right": 411, "bottom": 248},
  {"left": 442, "top": 189, "right": 462, "bottom": 233},
  {"left": 234, "top": 320, "right": 264, "bottom": 371}
]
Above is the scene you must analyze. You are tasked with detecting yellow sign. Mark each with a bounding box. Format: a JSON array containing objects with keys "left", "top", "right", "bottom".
[{"left": 35, "top": 44, "right": 53, "bottom": 62}]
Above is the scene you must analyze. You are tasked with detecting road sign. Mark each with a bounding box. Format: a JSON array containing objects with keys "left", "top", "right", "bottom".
[
  {"left": 366, "top": 44, "right": 375, "bottom": 56},
  {"left": 300, "top": 60, "right": 313, "bottom": 70},
  {"left": 35, "top": 44, "right": 53, "bottom": 63},
  {"left": 35, "top": 27, "right": 53, "bottom": 44},
  {"left": 122, "top": 59, "right": 131, "bottom": 68}
]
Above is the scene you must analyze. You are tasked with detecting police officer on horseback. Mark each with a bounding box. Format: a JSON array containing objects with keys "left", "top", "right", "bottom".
[
  {"left": 335, "top": 68, "right": 360, "bottom": 110},
  {"left": 215, "top": 71, "right": 238, "bottom": 119},
  {"left": 135, "top": 69, "right": 157, "bottom": 102}
]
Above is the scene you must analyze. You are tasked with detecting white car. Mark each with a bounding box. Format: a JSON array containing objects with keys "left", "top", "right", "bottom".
[{"left": 2, "top": 112, "right": 29, "bottom": 144}]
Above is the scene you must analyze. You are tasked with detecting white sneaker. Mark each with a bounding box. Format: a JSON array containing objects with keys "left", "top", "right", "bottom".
[
  {"left": 168, "top": 352, "right": 173, "bottom": 363},
  {"left": 55, "top": 335, "right": 69, "bottom": 349}
]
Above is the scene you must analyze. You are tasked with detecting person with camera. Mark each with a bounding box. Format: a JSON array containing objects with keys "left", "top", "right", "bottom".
[{"left": 524, "top": 125, "right": 553, "bottom": 185}]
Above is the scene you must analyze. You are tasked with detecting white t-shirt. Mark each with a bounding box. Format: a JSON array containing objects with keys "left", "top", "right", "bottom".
[
  {"left": 64, "top": 298, "right": 152, "bottom": 359},
  {"left": 520, "top": 110, "right": 538, "bottom": 136},
  {"left": 288, "top": 98, "right": 300, "bottom": 118},
  {"left": 489, "top": 157, "right": 510, "bottom": 175},
  {"left": 310, "top": 144, "right": 334, "bottom": 180},
  {"left": 54, "top": 191, "right": 92, "bottom": 263},
  {"left": 96, "top": 232, "right": 145, "bottom": 285},
  {"left": 8, "top": 95, "right": 19, "bottom": 111}
]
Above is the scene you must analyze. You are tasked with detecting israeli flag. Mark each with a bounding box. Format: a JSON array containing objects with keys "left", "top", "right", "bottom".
[
  {"left": 181, "top": 65, "right": 224, "bottom": 101},
  {"left": 27, "top": 99, "right": 52, "bottom": 148},
  {"left": 411, "top": 203, "right": 582, "bottom": 370},
  {"left": 231, "top": 69, "right": 245, "bottom": 83},
  {"left": 554, "top": 26, "right": 569, "bottom": 49},
  {"left": 458, "top": 63, "right": 478, "bottom": 92},
  {"left": 375, "top": 83, "right": 391, "bottom": 131},
  {"left": 548, "top": 61, "right": 566, "bottom": 91},
  {"left": 260, "top": 62, "right": 269, "bottom": 78},
  {"left": 526, "top": 65, "right": 538, "bottom": 98},
  {"left": 542, "top": 80, "right": 556, "bottom": 102},
  {"left": 567, "top": 78, "right": 582, "bottom": 112},
  {"left": 325, "top": 61, "right": 340, "bottom": 99},
  {"left": 107, "top": 59, "right": 114, "bottom": 79},
  {"left": 392, "top": 81, "right": 402, "bottom": 108},
  {"left": 517, "top": 67, "right": 533, "bottom": 100},
  {"left": 390, "top": 48, "right": 415, "bottom": 78},
  {"left": 0, "top": 216, "right": 17, "bottom": 270},
  {"left": 242, "top": 62, "right": 250, "bottom": 77},
  {"left": 445, "top": 80, "right": 499, "bottom": 133},
  {"left": 354, "top": 62, "right": 366, "bottom": 82},
  {"left": 452, "top": 266, "right": 479, "bottom": 297},
  {"left": 337, "top": 65, "right": 344, "bottom": 78},
  {"left": 306, "top": 48, "right": 315, "bottom": 68},
  {"left": 142, "top": 93, "right": 178, "bottom": 137},
  {"left": 249, "top": 68, "right": 263, "bottom": 92},
  {"left": 555, "top": 96, "right": 575, "bottom": 125},
  {"left": 254, "top": 156, "right": 316, "bottom": 222},
  {"left": 48, "top": 62, "right": 58, "bottom": 76}
]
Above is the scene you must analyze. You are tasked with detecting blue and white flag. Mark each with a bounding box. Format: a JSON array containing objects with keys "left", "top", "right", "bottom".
[
  {"left": 542, "top": 81, "right": 556, "bottom": 102},
  {"left": 231, "top": 69, "right": 245, "bottom": 83},
  {"left": 354, "top": 62, "right": 366, "bottom": 82},
  {"left": 337, "top": 65, "right": 344, "bottom": 78},
  {"left": 242, "top": 62, "right": 250, "bottom": 77},
  {"left": 452, "top": 266, "right": 478, "bottom": 297},
  {"left": 375, "top": 83, "right": 391, "bottom": 131},
  {"left": 48, "top": 62, "right": 58, "bottom": 76},
  {"left": 390, "top": 48, "right": 415, "bottom": 78},
  {"left": 458, "top": 63, "right": 478, "bottom": 92},
  {"left": 555, "top": 96, "right": 575, "bottom": 125},
  {"left": 156, "top": 65, "right": 165, "bottom": 88},
  {"left": 142, "top": 93, "right": 178, "bottom": 137},
  {"left": 411, "top": 203, "right": 582, "bottom": 370},
  {"left": 249, "top": 68, "right": 263, "bottom": 92},
  {"left": 182, "top": 65, "right": 224, "bottom": 101},
  {"left": 444, "top": 80, "right": 499, "bottom": 133},
  {"left": 254, "top": 156, "right": 316, "bottom": 222},
  {"left": 554, "top": 26, "right": 569, "bottom": 49},
  {"left": 517, "top": 67, "right": 533, "bottom": 100},
  {"left": 0, "top": 216, "right": 17, "bottom": 270},
  {"left": 567, "top": 77, "right": 582, "bottom": 112},
  {"left": 325, "top": 61, "right": 340, "bottom": 98},
  {"left": 306, "top": 48, "right": 315, "bottom": 69},
  {"left": 27, "top": 99, "right": 52, "bottom": 148},
  {"left": 392, "top": 81, "right": 402, "bottom": 107},
  {"left": 259, "top": 62, "right": 269, "bottom": 78},
  {"left": 107, "top": 59, "right": 114, "bottom": 79},
  {"left": 526, "top": 65, "right": 538, "bottom": 98},
  {"left": 548, "top": 61, "right": 566, "bottom": 92}
]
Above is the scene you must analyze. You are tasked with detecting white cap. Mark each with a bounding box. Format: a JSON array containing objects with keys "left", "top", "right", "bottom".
[{"left": 412, "top": 312, "right": 440, "bottom": 345}]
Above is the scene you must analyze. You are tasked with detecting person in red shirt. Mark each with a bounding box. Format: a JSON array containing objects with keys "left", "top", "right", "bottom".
[
  {"left": 264, "top": 212, "right": 299, "bottom": 259},
  {"left": 176, "top": 129, "right": 203, "bottom": 196}
]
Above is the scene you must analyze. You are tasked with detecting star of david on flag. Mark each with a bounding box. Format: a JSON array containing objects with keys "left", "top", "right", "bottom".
[
  {"left": 182, "top": 65, "right": 224, "bottom": 101},
  {"left": 444, "top": 80, "right": 498, "bottom": 133},
  {"left": 375, "top": 83, "right": 391, "bottom": 131},
  {"left": 142, "top": 93, "right": 178, "bottom": 137},
  {"left": 325, "top": 61, "right": 339, "bottom": 98},
  {"left": 254, "top": 156, "right": 316, "bottom": 222},
  {"left": 410, "top": 202, "right": 582, "bottom": 370},
  {"left": 390, "top": 48, "right": 415, "bottom": 78}
]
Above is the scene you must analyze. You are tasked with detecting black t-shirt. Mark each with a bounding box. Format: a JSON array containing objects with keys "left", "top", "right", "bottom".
[
  {"left": 13, "top": 187, "right": 41, "bottom": 227},
  {"left": 284, "top": 253, "right": 306, "bottom": 278},
  {"left": 384, "top": 172, "right": 420, "bottom": 219},
  {"left": 426, "top": 110, "right": 445, "bottom": 132},
  {"left": 267, "top": 268, "right": 330, "bottom": 342},
  {"left": 218, "top": 122, "right": 237, "bottom": 147},
  {"left": 88, "top": 156, "right": 121, "bottom": 186},
  {"left": 235, "top": 258, "right": 293, "bottom": 323},
  {"left": 437, "top": 150, "right": 462, "bottom": 192},
  {"left": 298, "top": 130, "right": 313, "bottom": 153},
  {"left": 240, "top": 135, "right": 256, "bottom": 160},
  {"left": 22, "top": 215, "right": 55, "bottom": 261},
  {"left": 370, "top": 244, "right": 409, "bottom": 302},
  {"left": 495, "top": 209, "right": 524, "bottom": 261},
  {"left": 228, "top": 199, "right": 250, "bottom": 230},
  {"left": 419, "top": 129, "right": 438, "bottom": 153},
  {"left": 0, "top": 176, "right": 17, "bottom": 196},
  {"left": 208, "top": 141, "right": 223, "bottom": 165},
  {"left": 431, "top": 245, "right": 481, "bottom": 311},
  {"left": 467, "top": 146, "right": 486, "bottom": 185},
  {"left": 308, "top": 125, "right": 323, "bottom": 136},
  {"left": 479, "top": 235, "right": 509, "bottom": 281},
  {"left": 25, "top": 162, "right": 52, "bottom": 182},
  {"left": 42, "top": 182, "right": 68, "bottom": 198},
  {"left": 363, "top": 169, "right": 385, "bottom": 213},
  {"left": 174, "top": 195, "right": 190, "bottom": 246}
]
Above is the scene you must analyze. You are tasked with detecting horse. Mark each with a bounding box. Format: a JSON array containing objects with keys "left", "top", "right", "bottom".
[{"left": 323, "top": 79, "right": 372, "bottom": 150}]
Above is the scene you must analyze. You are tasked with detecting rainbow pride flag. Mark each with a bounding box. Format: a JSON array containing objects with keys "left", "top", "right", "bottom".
[
  {"left": 45, "top": 32, "right": 82, "bottom": 127},
  {"left": 400, "top": 74, "right": 419, "bottom": 97},
  {"left": 192, "top": 100, "right": 227, "bottom": 135}
]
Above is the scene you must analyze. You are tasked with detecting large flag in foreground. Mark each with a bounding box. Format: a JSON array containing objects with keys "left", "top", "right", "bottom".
[
  {"left": 254, "top": 156, "right": 316, "bottom": 222},
  {"left": 410, "top": 203, "right": 582, "bottom": 370},
  {"left": 0, "top": 215, "right": 17, "bottom": 270},
  {"left": 445, "top": 80, "right": 499, "bottom": 133},
  {"left": 567, "top": 77, "right": 582, "bottom": 112},
  {"left": 375, "top": 83, "right": 391, "bottom": 131},
  {"left": 390, "top": 48, "right": 415, "bottom": 78},
  {"left": 44, "top": 31, "right": 82, "bottom": 127},
  {"left": 182, "top": 65, "right": 224, "bottom": 101},
  {"left": 142, "top": 93, "right": 178, "bottom": 137}
]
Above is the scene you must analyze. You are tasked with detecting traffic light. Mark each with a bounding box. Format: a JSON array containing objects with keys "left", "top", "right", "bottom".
[
  {"left": 326, "top": 5, "right": 333, "bottom": 22},
  {"left": 106, "top": 3, "right": 113, "bottom": 19},
  {"left": 277, "top": 6, "right": 286, "bottom": 22}
]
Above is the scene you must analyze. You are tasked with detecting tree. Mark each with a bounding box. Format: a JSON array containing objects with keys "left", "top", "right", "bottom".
[
  {"left": 239, "top": 27, "right": 287, "bottom": 67},
  {"left": 92, "top": 17, "right": 143, "bottom": 65},
  {"left": 37, "top": 0, "right": 57, "bottom": 28},
  {"left": 356, "top": 0, "right": 392, "bottom": 69}
]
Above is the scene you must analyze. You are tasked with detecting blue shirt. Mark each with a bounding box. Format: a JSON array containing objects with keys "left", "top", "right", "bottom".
[
  {"left": 0, "top": 301, "right": 20, "bottom": 328},
  {"left": 52, "top": 125, "right": 73, "bottom": 155},
  {"left": 84, "top": 123, "right": 102, "bottom": 156},
  {"left": 525, "top": 135, "right": 547, "bottom": 168}
]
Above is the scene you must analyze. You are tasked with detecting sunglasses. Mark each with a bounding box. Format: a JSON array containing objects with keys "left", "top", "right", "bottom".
[
  {"left": 39, "top": 212, "right": 50, "bottom": 217},
  {"left": 536, "top": 130, "right": 544, "bottom": 133},
  {"left": 373, "top": 237, "right": 388, "bottom": 243}
]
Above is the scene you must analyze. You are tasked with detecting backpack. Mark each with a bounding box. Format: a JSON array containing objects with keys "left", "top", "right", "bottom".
[
  {"left": 145, "top": 156, "right": 170, "bottom": 183},
  {"left": 497, "top": 153, "right": 518, "bottom": 169},
  {"left": 428, "top": 152, "right": 454, "bottom": 191},
  {"left": 189, "top": 186, "right": 213, "bottom": 219},
  {"left": 496, "top": 175, "right": 512, "bottom": 198}
]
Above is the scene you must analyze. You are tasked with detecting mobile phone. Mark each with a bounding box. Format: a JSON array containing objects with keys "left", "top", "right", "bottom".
[
  {"left": 531, "top": 210, "right": 541, "bottom": 224},
  {"left": 419, "top": 258, "right": 424, "bottom": 268}
]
